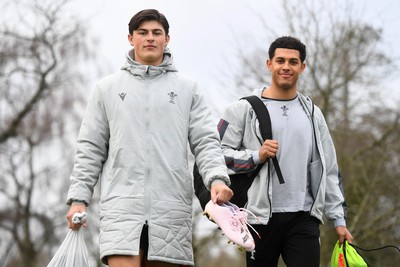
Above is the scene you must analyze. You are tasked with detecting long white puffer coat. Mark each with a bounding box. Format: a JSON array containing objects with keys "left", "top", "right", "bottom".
[{"left": 66, "top": 48, "right": 229, "bottom": 265}]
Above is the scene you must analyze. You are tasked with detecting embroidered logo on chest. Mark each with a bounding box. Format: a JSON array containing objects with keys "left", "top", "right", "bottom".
[
  {"left": 168, "top": 91, "right": 178, "bottom": 104},
  {"left": 281, "top": 105, "right": 289, "bottom": 116},
  {"left": 119, "top": 92, "right": 127, "bottom": 101}
]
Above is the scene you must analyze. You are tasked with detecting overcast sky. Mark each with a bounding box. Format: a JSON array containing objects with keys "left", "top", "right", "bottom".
[{"left": 70, "top": 0, "right": 400, "bottom": 113}]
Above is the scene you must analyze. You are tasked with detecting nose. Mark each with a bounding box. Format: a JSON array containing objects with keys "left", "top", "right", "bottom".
[
  {"left": 282, "top": 61, "right": 290, "bottom": 70},
  {"left": 146, "top": 33, "right": 155, "bottom": 41}
]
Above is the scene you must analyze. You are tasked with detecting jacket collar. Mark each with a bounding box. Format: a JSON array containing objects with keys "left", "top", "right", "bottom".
[
  {"left": 121, "top": 47, "right": 178, "bottom": 78},
  {"left": 252, "top": 87, "right": 314, "bottom": 115}
]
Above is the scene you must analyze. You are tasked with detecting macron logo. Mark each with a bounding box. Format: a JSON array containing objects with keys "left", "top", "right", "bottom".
[{"left": 119, "top": 92, "right": 127, "bottom": 101}]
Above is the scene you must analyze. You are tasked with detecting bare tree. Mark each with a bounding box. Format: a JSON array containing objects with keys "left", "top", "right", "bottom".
[{"left": 0, "top": 0, "right": 100, "bottom": 266}]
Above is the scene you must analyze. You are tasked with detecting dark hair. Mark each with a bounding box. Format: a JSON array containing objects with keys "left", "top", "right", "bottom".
[
  {"left": 268, "top": 36, "right": 306, "bottom": 63},
  {"left": 128, "top": 9, "right": 169, "bottom": 35}
]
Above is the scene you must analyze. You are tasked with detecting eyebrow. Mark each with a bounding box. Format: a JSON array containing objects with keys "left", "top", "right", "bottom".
[
  {"left": 136, "top": 28, "right": 163, "bottom": 32},
  {"left": 275, "top": 57, "right": 300, "bottom": 62}
]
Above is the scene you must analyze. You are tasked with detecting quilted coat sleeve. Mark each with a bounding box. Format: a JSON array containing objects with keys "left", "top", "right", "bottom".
[
  {"left": 66, "top": 84, "right": 110, "bottom": 206},
  {"left": 188, "top": 83, "right": 230, "bottom": 190}
]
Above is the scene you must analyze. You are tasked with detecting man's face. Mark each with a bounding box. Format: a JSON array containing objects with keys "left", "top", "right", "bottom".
[
  {"left": 128, "top": 20, "right": 170, "bottom": 66},
  {"left": 267, "top": 48, "right": 305, "bottom": 91}
]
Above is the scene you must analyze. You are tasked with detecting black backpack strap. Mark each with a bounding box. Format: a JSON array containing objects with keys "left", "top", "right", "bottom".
[{"left": 242, "top": 95, "right": 285, "bottom": 184}]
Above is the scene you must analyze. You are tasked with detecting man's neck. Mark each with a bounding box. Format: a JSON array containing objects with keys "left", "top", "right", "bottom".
[{"left": 262, "top": 86, "right": 298, "bottom": 100}]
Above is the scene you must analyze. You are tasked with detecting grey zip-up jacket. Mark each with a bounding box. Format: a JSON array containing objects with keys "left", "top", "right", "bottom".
[
  {"left": 219, "top": 88, "right": 346, "bottom": 227},
  {"left": 66, "top": 48, "right": 229, "bottom": 265}
]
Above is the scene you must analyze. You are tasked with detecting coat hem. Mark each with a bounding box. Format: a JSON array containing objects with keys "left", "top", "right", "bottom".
[
  {"left": 147, "top": 255, "right": 194, "bottom": 266},
  {"left": 100, "top": 250, "right": 194, "bottom": 266}
]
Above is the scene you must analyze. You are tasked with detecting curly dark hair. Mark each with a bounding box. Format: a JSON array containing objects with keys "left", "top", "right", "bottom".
[
  {"left": 268, "top": 36, "right": 306, "bottom": 63},
  {"left": 128, "top": 9, "right": 169, "bottom": 35}
]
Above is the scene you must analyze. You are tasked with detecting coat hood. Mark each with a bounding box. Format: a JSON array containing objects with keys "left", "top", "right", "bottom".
[{"left": 121, "top": 47, "right": 178, "bottom": 78}]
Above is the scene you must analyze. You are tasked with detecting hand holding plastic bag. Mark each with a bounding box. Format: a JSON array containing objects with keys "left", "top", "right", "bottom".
[{"left": 47, "top": 212, "right": 90, "bottom": 267}]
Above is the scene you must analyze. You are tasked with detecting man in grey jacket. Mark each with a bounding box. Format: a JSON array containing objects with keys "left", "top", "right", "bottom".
[
  {"left": 65, "top": 9, "right": 233, "bottom": 267},
  {"left": 218, "top": 36, "right": 353, "bottom": 267}
]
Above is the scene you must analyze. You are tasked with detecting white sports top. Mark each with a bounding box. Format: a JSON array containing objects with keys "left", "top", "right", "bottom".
[{"left": 262, "top": 96, "right": 314, "bottom": 213}]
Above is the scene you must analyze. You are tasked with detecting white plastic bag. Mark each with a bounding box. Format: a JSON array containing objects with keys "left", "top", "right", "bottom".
[{"left": 47, "top": 213, "right": 90, "bottom": 267}]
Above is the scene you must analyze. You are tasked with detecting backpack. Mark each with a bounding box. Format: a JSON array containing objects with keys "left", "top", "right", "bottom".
[{"left": 193, "top": 95, "right": 284, "bottom": 209}]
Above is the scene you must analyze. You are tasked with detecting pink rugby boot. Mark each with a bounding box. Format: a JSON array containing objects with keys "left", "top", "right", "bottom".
[{"left": 203, "top": 200, "right": 260, "bottom": 252}]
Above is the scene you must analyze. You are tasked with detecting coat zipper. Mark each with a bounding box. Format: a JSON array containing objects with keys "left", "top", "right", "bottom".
[
  {"left": 306, "top": 98, "right": 324, "bottom": 215},
  {"left": 144, "top": 74, "right": 151, "bottom": 224}
]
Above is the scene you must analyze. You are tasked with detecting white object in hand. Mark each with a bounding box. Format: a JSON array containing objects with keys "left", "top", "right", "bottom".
[{"left": 72, "top": 212, "right": 87, "bottom": 225}]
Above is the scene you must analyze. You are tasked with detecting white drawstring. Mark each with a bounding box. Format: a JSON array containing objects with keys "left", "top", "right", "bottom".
[{"left": 223, "top": 202, "right": 261, "bottom": 239}]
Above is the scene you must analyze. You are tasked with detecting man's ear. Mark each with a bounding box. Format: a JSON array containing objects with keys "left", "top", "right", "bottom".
[
  {"left": 300, "top": 63, "right": 306, "bottom": 74},
  {"left": 266, "top": 59, "right": 272, "bottom": 71},
  {"left": 165, "top": 34, "right": 170, "bottom": 47},
  {"left": 128, "top": 34, "right": 134, "bottom": 47}
]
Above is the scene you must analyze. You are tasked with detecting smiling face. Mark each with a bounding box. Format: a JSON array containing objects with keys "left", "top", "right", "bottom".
[
  {"left": 267, "top": 48, "right": 306, "bottom": 92},
  {"left": 128, "top": 20, "right": 170, "bottom": 66}
]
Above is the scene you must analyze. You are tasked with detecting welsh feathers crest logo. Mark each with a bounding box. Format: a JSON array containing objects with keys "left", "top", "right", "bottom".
[{"left": 168, "top": 91, "right": 177, "bottom": 104}]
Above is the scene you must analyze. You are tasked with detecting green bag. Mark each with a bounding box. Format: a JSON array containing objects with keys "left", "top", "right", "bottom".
[{"left": 331, "top": 240, "right": 368, "bottom": 267}]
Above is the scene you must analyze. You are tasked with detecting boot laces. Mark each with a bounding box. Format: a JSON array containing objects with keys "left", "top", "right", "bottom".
[{"left": 223, "top": 202, "right": 261, "bottom": 239}]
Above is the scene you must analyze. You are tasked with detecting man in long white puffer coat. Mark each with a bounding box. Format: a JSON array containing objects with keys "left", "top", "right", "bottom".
[{"left": 65, "top": 9, "right": 233, "bottom": 267}]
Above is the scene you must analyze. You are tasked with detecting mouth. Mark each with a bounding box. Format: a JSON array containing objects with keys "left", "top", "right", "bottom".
[
  {"left": 144, "top": 45, "right": 156, "bottom": 49},
  {"left": 280, "top": 73, "right": 292, "bottom": 79}
]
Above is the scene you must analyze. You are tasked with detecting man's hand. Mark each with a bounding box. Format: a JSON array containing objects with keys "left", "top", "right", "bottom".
[
  {"left": 66, "top": 203, "right": 87, "bottom": 230},
  {"left": 259, "top": 139, "right": 279, "bottom": 162},
  {"left": 336, "top": 226, "right": 353, "bottom": 245},
  {"left": 210, "top": 183, "right": 233, "bottom": 204}
]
